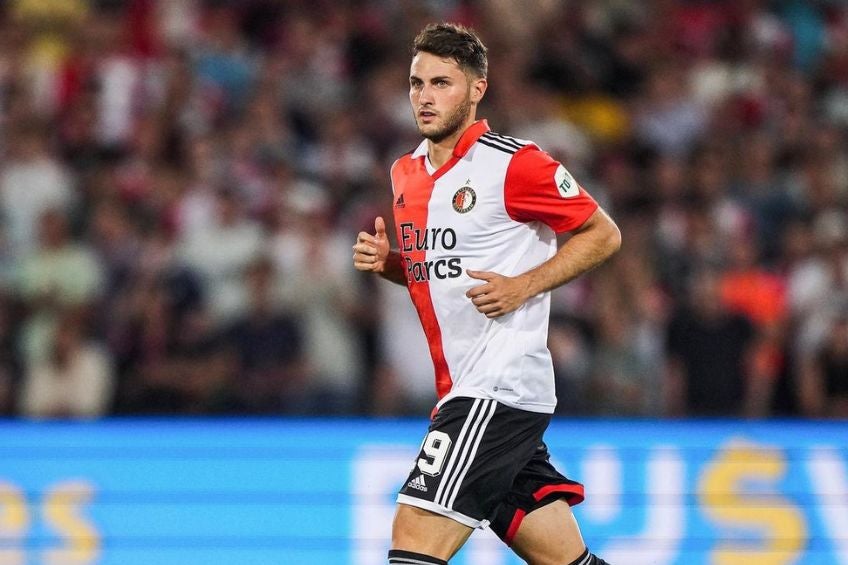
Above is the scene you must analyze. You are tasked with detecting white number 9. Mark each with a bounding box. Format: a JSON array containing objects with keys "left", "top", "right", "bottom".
[{"left": 417, "top": 431, "right": 452, "bottom": 476}]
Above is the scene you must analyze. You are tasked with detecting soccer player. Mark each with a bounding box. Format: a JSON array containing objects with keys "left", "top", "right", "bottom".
[{"left": 353, "top": 23, "right": 619, "bottom": 565}]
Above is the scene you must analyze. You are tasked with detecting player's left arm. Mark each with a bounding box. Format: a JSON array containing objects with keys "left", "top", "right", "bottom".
[
  {"left": 466, "top": 208, "right": 620, "bottom": 318},
  {"left": 466, "top": 145, "right": 621, "bottom": 318}
]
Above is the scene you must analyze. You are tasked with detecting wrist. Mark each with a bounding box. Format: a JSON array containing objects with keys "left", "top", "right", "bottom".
[
  {"left": 383, "top": 250, "right": 400, "bottom": 271},
  {"left": 517, "top": 272, "right": 537, "bottom": 301},
  {"left": 382, "top": 250, "right": 403, "bottom": 274},
  {"left": 378, "top": 250, "right": 408, "bottom": 286}
]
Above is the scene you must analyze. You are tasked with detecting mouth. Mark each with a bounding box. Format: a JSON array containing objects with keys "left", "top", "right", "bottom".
[{"left": 418, "top": 109, "right": 437, "bottom": 122}]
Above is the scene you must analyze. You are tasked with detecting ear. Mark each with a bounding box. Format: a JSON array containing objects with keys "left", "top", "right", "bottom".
[{"left": 469, "top": 76, "right": 487, "bottom": 104}]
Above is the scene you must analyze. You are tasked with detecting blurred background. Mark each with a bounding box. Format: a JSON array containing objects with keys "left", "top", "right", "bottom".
[
  {"left": 0, "top": 0, "right": 846, "bottom": 421},
  {"left": 0, "top": 1, "right": 847, "bottom": 563}
]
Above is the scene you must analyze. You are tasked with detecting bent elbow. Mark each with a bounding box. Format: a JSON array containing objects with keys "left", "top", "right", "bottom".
[
  {"left": 597, "top": 215, "right": 622, "bottom": 261},
  {"left": 606, "top": 222, "right": 622, "bottom": 257}
]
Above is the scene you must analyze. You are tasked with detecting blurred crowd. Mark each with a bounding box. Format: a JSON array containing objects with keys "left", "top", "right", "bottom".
[{"left": 0, "top": 0, "right": 845, "bottom": 419}]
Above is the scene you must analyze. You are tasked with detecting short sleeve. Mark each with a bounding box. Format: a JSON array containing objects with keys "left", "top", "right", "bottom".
[{"left": 504, "top": 145, "right": 598, "bottom": 233}]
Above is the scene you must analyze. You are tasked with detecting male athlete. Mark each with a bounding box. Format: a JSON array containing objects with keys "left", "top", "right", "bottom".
[{"left": 353, "top": 23, "right": 619, "bottom": 565}]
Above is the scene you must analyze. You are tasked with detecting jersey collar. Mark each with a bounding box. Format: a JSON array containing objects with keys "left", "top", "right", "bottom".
[
  {"left": 411, "top": 119, "right": 491, "bottom": 160},
  {"left": 452, "top": 119, "right": 491, "bottom": 158}
]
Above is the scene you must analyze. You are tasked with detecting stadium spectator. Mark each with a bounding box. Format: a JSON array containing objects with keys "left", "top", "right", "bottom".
[
  {"left": 177, "top": 186, "right": 264, "bottom": 323},
  {"left": 18, "top": 310, "right": 113, "bottom": 419},
  {"left": 108, "top": 229, "right": 205, "bottom": 414},
  {"left": 15, "top": 208, "right": 103, "bottom": 363},
  {"left": 633, "top": 62, "right": 709, "bottom": 157},
  {"left": 788, "top": 210, "right": 848, "bottom": 360},
  {"left": 591, "top": 240, "right": 666, "bottom": 417},
  {"left": 223, "top": 256, "right": 308, "bottom": 414},
  {"left": 0, "top": 123, "right": 75, "bottom": 259},
  {"left": 88, "top": 199, "right": 143, "bottom": 314},
  {"left": 272, "top": 185, "right": 365, "bottom": 414},
  {"left": 718, "top": 235, "right": 789, "bottom": 416},
  {"left": 192, "top": 3, "right": 257, "bottom": 117},
  {"left": 798, "top": 308, "right": 848, "bottom": 418},
  {"left": 116, "top": 299, "right": 232, "bottom": 415},
  {"left": 665, "top": 268, "right": 757, "bottom": 417},
  {"left": 732, "top": 131, "right": 795, "bottom": 264}
]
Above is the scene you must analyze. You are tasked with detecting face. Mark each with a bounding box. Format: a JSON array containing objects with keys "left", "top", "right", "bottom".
[{"left": 409, "top": 52, "right": 486, "bottom": 143}]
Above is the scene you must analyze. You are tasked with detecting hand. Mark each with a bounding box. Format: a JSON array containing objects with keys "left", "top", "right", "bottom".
[
  {"left": 465, "top": 269, "right": 532, "bottom": 318},
  {"left": 353, "top": 217, "right": 390, "bottom": 273}
]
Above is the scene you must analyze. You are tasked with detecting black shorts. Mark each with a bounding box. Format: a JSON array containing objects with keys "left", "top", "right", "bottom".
[{"left": 397, "top": 397, "right": 584, "bottom": 545}]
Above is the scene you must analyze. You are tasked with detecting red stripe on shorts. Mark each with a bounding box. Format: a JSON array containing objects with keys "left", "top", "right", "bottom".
[
  {"left": 533, "top": 483, "right": 586, "bottom": 505},
  {"left": 503, "top": 508, "right": 527, "bottom": 546}
]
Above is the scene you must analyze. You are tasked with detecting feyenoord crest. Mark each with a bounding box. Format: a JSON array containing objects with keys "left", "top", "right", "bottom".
[{"left": 452, "top": 182, "right": 476, "bottom": 213}]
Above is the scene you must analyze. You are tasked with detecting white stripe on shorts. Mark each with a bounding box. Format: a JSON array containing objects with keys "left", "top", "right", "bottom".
[
  {"left": 436, "top": 399, "right": 496, "bottom": 509},
  {"left": 432, "top": 398, "right": 482, "bottom": 505},
  {"left": 445, "top": 399, "right": 498, "bottom": 509}
]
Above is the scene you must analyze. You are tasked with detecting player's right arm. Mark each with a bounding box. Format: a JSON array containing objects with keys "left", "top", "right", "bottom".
[{"left": 353, "top": 216, "right": 407, "bottom": 285}]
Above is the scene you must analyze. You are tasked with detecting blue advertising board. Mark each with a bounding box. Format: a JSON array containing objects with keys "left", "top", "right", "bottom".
[{"left": 0, "top": 419, "right": 846, "bottom": 564}]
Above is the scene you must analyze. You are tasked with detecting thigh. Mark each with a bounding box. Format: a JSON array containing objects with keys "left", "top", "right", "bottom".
[
  {"left": 396, "top": 398, "right": 548, "bottom": 530},
  {"left": 391, "top": 503, "right": 473, "bottom": 560},
  {"left": 509, "top": 499, "right": 586, "bottom": 565}
]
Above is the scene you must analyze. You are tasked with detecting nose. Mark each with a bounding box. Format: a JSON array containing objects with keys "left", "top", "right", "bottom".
[{"left": 418, "top": 83, "right": 435, "bottom": 105}]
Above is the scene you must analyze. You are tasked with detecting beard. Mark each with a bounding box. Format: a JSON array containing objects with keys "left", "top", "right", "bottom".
[{"left": 416, "top": 94, "right": 472, "bottom": 143}]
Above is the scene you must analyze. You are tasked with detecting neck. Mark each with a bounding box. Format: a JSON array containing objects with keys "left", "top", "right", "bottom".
[{"left": 427, "top": 117, "right": 476, "bottom": 169}]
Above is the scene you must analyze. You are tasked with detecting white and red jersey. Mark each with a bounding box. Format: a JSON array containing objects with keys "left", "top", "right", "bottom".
[{"left": 390, "top": 120, "right": 598, "bottom": 414}]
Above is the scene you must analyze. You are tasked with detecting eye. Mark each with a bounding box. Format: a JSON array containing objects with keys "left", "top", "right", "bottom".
[{"left": 436, "top": 80, "right": 449, "bottom": 87}]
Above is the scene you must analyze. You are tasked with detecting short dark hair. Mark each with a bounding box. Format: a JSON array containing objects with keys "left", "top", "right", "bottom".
[{"left": 413, "top": 23, "right": 488, "bottom": 78}]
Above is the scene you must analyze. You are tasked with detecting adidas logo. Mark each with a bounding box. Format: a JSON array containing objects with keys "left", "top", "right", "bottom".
[
  {"left": 395, "top": 194, "right": 405, "bottom": 208},
  {"left": 407, "top": 474, "right": 427, "bottom": 492}
]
